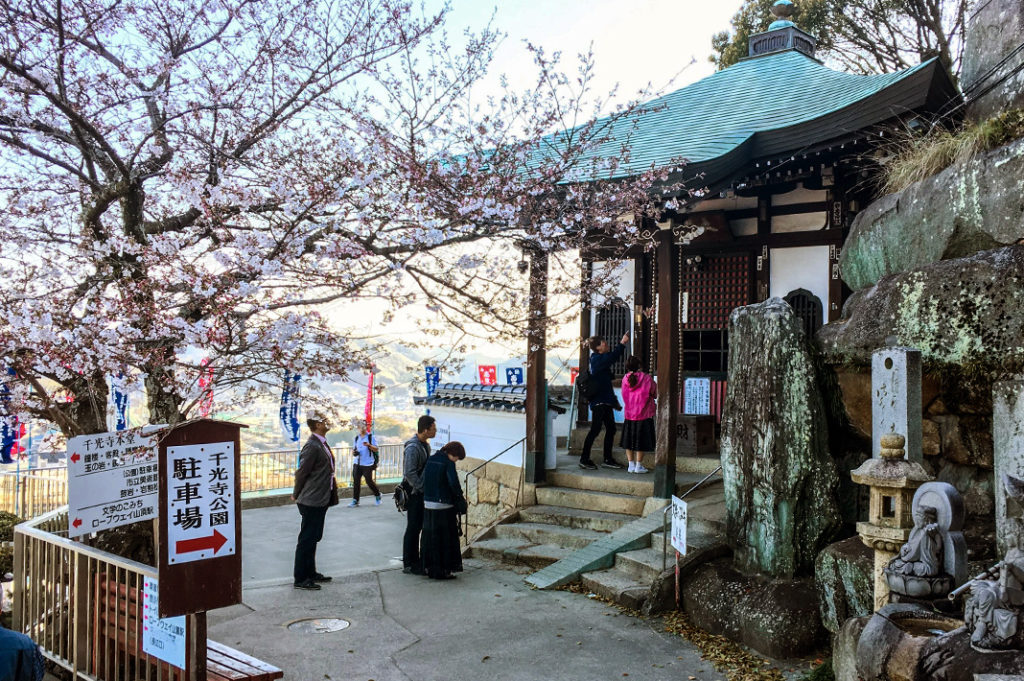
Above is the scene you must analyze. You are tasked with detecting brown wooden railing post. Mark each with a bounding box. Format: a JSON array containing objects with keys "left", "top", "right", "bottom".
[
  {"left": 11, "top": 530, "right": 24, "bottom": 631},
  {"left": 72, "top": 552, "right": 90, "bottom": 676}
]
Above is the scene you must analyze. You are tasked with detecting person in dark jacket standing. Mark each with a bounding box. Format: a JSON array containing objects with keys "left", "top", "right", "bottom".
[
  {"left": 580, "top": 333, "right": 630, "bottom": 470},
  {"left": 291, "top": 413, "right": 339, "bottom": 590},
  {"left": 421, "top": 440, "right": 467, "bottom": 580},
  {"left": 402, "top": 414, "right": 435, "bottom": 575}
]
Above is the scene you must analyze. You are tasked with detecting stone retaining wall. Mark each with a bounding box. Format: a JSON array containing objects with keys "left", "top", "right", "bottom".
[{"left": 456, "top": 457, "right": 535, "bottom": 545}]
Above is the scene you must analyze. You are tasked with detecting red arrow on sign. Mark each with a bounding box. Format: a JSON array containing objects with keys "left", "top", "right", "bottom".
[
  {"left": 70, "top": 452, "right": 80, "bottom": 463},
  {"left": 175, "top": 529, "right": 228, "bottom": 556},
  {"left": 72, "top": 518, "right": 82, "bottom": 529}
]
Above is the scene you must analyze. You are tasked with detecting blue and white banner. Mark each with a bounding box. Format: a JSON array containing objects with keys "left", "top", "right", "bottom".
[
  {"left": 505, "top": 367, "right": 524, "bottom": 385},
  {"left": 111, "top": 373, "right": 129, "bottom": 431},
  {"left": 1, "top": 368, "right": 18, "bottom": 464},
  {"left": 425, "top": 366, "right": 440, "bottom": 396},
  {"left": 279, "top": 371, "right": 301, "bottom": 443}
]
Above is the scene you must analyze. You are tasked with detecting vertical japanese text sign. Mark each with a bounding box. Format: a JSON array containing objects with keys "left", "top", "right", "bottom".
[
  {"left": 670, "top": 496, "right": 688, "bottom": 556},
  {"left": 158, "top": 419, "right": 243, "bottom": 618}
]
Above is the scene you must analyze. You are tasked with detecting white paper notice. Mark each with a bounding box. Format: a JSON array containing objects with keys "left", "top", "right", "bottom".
[
  {"left": 670, "top": 496, "right": 688, "bottom": 556},
  {"left": 142, "top": 577, "right": 186, "bottom": 669},
  {"left": 166, "top": 441, "right": 236, "bottom": 565},
  {"left": 683, "top": 378, "right": 711, "bottom": 415},
  {"left": 67, "top": 428, "right": 158, "bottom": 537}
]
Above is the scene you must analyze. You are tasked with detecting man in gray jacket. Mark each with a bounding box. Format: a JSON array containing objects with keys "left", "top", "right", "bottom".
[
  {"left": 402, "top": 414, "right": 435, "bottom": 574},
  {"left": 292, "top": 413, "right": 338, "bottom": 590}
]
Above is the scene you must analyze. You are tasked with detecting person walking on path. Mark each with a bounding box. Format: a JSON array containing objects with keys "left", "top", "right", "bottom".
[
  {"left": 402, "top": 414, "right": 435, "bottom": 575},
  {"left": 349, "top": 420, "right": 381, "bottom": 506},
  {"left": 291, "top": 413, "right": 339, "bottom": 590},
  {"left": 421, "top": 440, "right": 468, "bottom": 580},
  {"left": 580, "top": 333, "right": 629, "bottom": 470},
  {"left": 620, "top": 355, "right": 657, "bottom": 474}
]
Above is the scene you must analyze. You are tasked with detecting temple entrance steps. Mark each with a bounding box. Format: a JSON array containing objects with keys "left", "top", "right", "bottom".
[{"left": 465, "top": 453, "right": 728, "bottom": 612}]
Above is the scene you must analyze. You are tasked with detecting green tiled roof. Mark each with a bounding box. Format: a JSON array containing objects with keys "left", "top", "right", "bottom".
[{"left": 555, "top": 49, "right": 957, "bottom": 188}]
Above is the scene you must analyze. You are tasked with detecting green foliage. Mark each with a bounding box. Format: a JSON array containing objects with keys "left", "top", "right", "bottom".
[
  {"left": 710, "top": 0, "right": 832, "bottom": 70},
  {"left": 799, "top": 659, "right": 836, "bottom": 681},
  {"left": 881, "top": 109, "right": 1024, "bottom": 194},
  {"left": 0, "top": 544, "right": 11, "bottom": 576},
  {"left": 0, "top": 511, "right": 24, "bottom": 543}
]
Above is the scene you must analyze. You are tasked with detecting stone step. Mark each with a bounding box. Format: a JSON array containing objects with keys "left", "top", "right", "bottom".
[
  {"left": 580, "top": 568, "right": 650, "bottom": 611},
  {"left": 613, "top": 547, "right": 665, "bottom": 583},
  {"left": 535, "top": 486, "right": 646, "bottom": 516},
  {"left": 516, "top": 505, "right": 634, "bottom": 533},
  {"left": 491, "top": 522, "right": 605, "bottom": 550},
  {"left": 649, "top": 524, "right": 727, "bottom": 554},
  {"left": 467, "top": 537, "right": 575, "bottom": 570},
  {"left": 547, "top": 470, "right": 654, "bottom": 497}
]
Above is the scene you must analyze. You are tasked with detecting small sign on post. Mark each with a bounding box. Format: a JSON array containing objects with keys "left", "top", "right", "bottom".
[
  {"left": 684, "top": 378, "right": 711, "bottom": 415},
  {"left": 671, "top": 495, "right": 688, "bottom": 556},
  {"left": 67, "top": 428, "right": 159, "bottom": 537},
  {"left": 141, "top": 577, "right": 186, "bottom": 669}
]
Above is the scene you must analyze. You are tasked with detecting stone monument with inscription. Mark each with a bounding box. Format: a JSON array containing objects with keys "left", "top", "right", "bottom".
[{"left": 871, "top": 347, "right": 922, "bottom": 462}]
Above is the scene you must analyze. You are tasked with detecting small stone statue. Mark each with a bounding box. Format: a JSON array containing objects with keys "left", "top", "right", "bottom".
[
  {"left": 964, "top": 534, "right": 1024, "bottom": 650},
  {"left": 883, "top": 481, "right": 966, "bottom": 600},
  {"left": 888, "top": 505, "right": 942, "bottom": 577}
]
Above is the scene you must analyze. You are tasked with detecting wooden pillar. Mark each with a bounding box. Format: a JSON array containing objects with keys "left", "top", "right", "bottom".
[
  {"left": 826, "top": 172, "right": 846, "bottom": 322},
  {"left": 755, "top": 194, "right": 771, "bottom": 302},
  {"left": 653, "top": 231, "right": 678, "bottom": 499},
  {"left": 525, "top": 248, "right": 549, "bottom": 484},
  {"left": 576, "top": 259, "right": 593, "bottom": 428}
]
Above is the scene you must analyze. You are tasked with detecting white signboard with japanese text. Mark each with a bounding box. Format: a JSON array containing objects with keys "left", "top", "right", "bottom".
[
  {"left": 141, "top": 577, "right": 186, "bottom": 669},
  {"left": 166, "top": 441, "right": 236, "bottom": 565},
  {"left": 67, "top": 428, "right": 159, "bottom": 537},
  {"left": 683, "top": 378, "right": 711, "bottom": 415},
  {"left": 670, "top": 496, "right": 688, "bottom": 556}
]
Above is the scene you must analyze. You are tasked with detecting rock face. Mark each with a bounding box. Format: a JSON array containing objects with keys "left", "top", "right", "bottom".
[
  {"left": 818, "top": 246, "right": 1024, "bottom": 366},
  {"left": 840, "top": 138, "right": 1024, "bottom": 292},
  {"left": 722, "top": 298, "right": 842, "bottom": 578},
  {"left": 962, "top": 0, "right": 1024, "bottom": 121},
  {"left": 815, "top": 536, "right": 874, "bottom": 635},
  {"left": 681, "top": 558, "right": 825, "bottom": 659}
]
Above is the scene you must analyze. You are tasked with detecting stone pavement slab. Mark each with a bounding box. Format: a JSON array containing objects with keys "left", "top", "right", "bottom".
[{"left": 207, "top": 503, "right": 715, "bottom": 681}]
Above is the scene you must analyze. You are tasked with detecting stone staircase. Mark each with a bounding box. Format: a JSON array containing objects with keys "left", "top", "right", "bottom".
[{"left": 466, "top": 454, "right": 728, "bottom": 612}]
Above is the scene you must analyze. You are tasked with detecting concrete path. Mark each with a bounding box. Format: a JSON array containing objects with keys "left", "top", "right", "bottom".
[{"left": 210, "top": 500, "right": 715, "bottom": 681}]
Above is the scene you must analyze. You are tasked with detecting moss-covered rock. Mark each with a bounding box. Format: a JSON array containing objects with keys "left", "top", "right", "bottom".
[
  {"left": 815, "top": 537, "right": 873, "bottom": 634},
  {"left": 819, "top": 246, "right": 1024, "bottom": 367},
  {"left": 723, "top": 299, "right": 842, "bottom": 578},
  {"left": 840, "top": 138, "right": 1024, "bottom": 291}
]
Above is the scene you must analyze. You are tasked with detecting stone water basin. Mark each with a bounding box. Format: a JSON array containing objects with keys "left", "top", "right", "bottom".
[{"left": 856, "top": 603, "right": 964, "bottom": 681}]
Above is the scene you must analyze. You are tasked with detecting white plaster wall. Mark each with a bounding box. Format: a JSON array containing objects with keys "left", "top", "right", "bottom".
[
  {"left": 771, "top": 211, "right": 827, "bottom": 232},
  {"left": 589, "top": 260, "right": 636, "bottom": 344},
  {"left": 429, "top": 407, "right": 526, "bottom": 467},
  {"left": 772, "top": 185, "right": 827, "bottom": 206},
  {"left": 769, "top": 245, "right": 830, "bottom": 325}
]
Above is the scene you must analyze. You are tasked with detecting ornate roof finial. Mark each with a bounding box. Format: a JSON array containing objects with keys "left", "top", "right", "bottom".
[
  {"left": 769, "top": 0, "right": 797, "bottom": 30},
  {"left": 747, "top": 0, "right": 817, "bottom": 58}
]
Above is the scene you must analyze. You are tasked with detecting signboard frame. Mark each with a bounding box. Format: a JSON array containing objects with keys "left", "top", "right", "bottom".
[{"left": 157, "top": 419, "right": 244, "bottom": 618}]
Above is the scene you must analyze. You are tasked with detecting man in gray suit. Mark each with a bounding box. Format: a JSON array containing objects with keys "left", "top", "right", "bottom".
[{"left": 292, "top": 413, "right": 339, "bottom": 590}]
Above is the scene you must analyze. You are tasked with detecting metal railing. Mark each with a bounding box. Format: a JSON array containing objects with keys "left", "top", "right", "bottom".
[
  {"left": 0, "top": 443, "right": 407, "bottom": 518},
  {"left": 0, "top": 467, "right": 68, "bottom": 518},
  {"left": 14, "top": 506, "right": 194, "bottom": 680},
  {"left": 662, "top": 465, "right": 723, "bottom": 571}
]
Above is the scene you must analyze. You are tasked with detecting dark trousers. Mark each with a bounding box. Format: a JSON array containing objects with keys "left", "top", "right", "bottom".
[
  {"left": 582, "top": 403, "right": 617, "bottom": 463},
  {"left": 402, "top": 492, "right": 425, "bottom": 569},
  {"left": 352, "top": 464, "right": 381, "bottom": 502},
  {"left": 293, "top": 503, "right": 328, "bottom": 583}
]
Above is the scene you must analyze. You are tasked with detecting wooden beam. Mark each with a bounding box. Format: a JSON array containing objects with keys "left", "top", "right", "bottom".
[
  {"left": 654, "top": 231, "right": 678, "bottom": 499},
  {"left": 525, "top": 249, "right": 549, "bottom": 484}
]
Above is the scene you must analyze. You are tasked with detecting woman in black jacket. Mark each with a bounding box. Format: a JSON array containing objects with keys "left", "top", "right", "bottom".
[{"left": 421, "top": 441, "right": 468, "bottom": 580}]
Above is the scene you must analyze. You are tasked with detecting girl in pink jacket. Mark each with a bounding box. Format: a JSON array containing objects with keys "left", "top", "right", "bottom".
[{"left": 619, "top": 356, "right": 657, "bottom": 474}]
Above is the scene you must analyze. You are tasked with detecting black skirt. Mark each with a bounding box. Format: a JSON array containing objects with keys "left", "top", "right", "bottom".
[
  {"left": 620, "top": 418, "right": 655, "bottom": 451},
  {"left": 421, "top": 507, "right": 464, "bottom": 578}
]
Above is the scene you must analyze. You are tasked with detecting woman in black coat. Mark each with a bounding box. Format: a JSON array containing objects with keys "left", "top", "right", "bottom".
[{"left": 420, "top": 441, "right": 467, "bottom": 580}]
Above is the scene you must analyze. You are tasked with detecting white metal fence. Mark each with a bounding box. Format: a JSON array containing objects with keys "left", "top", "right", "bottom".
[{"left": 1, "top": 443, "right": 405, "bottom": 518}]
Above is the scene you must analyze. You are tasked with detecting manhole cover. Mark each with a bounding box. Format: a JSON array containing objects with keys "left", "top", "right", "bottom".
[{"left": 286, "top": 618, "right": 350, "bottom": 634}]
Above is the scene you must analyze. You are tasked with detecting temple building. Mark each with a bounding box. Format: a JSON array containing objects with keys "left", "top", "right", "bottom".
[{"left": 522, "top": 0, "right": 959, "bottom": 494}]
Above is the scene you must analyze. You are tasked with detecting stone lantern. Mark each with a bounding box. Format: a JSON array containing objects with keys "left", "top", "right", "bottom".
[{"left": 851, "top": 433, "right": 933, "bottom": 609}]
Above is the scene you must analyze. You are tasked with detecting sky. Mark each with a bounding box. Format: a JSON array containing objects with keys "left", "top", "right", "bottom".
[{"left": 329, "top": 0, "right": 748, "bottom": 381}]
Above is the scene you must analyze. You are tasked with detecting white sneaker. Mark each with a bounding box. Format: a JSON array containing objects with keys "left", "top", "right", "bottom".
[
  {"left": 634, "top": 464, "right": 650, "bottom": 474},
  {"left": 627, "top": 462, "right": 636, "bottom": 473}
]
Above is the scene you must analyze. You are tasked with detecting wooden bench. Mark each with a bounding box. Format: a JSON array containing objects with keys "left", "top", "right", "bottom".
[{"left": 94, "top": 576, "right": 282, "bottom": 681}]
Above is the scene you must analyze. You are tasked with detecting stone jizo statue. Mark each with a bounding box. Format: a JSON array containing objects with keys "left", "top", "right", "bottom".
[
  {"left": 883, "top": 482, "right": 966, "bottom": 600},
  {"left": 888, "top": 505, "right": 942, "bottom": 577}
]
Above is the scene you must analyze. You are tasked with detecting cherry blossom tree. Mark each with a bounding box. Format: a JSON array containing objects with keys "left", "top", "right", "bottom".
[{"left": 0, "top": 0, "right": 681, "bottom": 437}]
